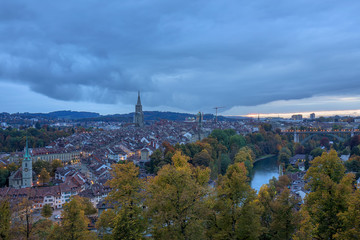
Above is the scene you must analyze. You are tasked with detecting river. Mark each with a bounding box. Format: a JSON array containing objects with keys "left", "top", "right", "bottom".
[{"left": 250, "top": 156, "right": 279, "bottom": 192}]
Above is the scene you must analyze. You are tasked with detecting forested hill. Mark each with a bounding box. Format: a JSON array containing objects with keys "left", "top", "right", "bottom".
[
  {"left": 8, "top": 111, "right": 238, "bottom": 122},
  {"left": 17, "top": 111, "right": 100, "bottom": 120}
]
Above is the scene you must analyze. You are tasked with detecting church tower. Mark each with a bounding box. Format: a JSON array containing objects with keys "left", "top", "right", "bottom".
[
  {"left": 22, "top": 138, "right": 33, "bottom": 188},
  {"left": 134, "top": 91, "right": 144, "bottom": 127}
]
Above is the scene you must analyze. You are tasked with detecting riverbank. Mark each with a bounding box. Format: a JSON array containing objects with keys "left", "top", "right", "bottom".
[{"left": 254, "top": 154, "right": 276, "bottom": 163}]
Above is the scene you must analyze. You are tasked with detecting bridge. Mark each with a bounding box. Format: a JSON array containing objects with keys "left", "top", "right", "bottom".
[{"left": 281, "top": 129, "right": 360, "bottom": 144}]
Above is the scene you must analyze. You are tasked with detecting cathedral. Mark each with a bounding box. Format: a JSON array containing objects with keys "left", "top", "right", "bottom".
[
  {"left": 9, "top": 139, "right": 33, "bottom": 188},
  {"left": 134, "top": 91, "right": 144, "bottom": 127}
]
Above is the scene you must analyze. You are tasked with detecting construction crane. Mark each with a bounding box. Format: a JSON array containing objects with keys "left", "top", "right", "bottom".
[{"left": 213, "top": 106, "right": 225, "bottom": 123}]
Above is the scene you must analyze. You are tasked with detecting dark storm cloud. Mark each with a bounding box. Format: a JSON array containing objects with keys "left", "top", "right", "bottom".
[{"left": 1, "top": 0, "right": 360, "bottom": 111}]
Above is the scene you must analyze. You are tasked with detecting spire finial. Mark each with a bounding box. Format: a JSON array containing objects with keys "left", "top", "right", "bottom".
[{"left": 137, "top": 90, "right": 141, "bottom": 105}]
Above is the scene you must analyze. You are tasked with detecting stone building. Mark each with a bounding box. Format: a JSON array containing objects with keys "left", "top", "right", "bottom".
[
  {"left": 134, "top": 91, "right": 144, "bottom": 127},
  {"left": 9, "top": 139, "right": 33, "bottom": 188}
]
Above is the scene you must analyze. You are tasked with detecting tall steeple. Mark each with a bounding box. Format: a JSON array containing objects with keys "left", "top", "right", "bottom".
[
  {"left": 22, "top": 137, "right": 33, "bottom": 188},
  {"left": 24, "top": 137, "right": 31, "bottom": 160},
  {"left": 134, "top": 91, "right": 144, "bottom": 127},
  {"left": 137, "top": 91, "right": 142, "bottom": 105}
]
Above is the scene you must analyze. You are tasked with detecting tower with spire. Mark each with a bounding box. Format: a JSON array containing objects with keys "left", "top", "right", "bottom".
[
  {"left": 134, "top": 91, "right": 144, "bottom": 127},
  {"left": 22, "top": 138, "right": 33, "bottom": 188}
]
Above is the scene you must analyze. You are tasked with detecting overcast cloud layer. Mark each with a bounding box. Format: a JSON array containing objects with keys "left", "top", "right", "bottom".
[{"left": 1, "top": 0, "right": 360, "bottom": 114}]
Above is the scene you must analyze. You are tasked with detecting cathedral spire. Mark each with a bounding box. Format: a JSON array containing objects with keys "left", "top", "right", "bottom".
[
  {"left": 137, "top": 91, "right": 141, "bottom": 105},
  {"left": 134, "top": 91, "right": 144, "bottom": 127}
]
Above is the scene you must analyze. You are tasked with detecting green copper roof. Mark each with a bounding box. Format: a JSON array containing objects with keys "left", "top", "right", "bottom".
[{"left": 24, "top": 137, "right": 31, "bottom": 161}]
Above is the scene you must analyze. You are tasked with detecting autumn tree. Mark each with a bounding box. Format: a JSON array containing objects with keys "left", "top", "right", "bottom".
[
  {"left": 104, "top": 161, "right": 146, "bottom": 240},
  {"left": 334, "top": 188, "right": 360, "bottom": 239},
  {"left": 31, "top": 219, "right": 53, "bottom": 240},
  {"left": 41, "top": 204, "right": 53, "bottom": 219},
  {"left": 207, "top": 162, "right": 262, "bottom": 239},
  {"left": 51, "top": 159, "right": 63, "bottom": 176},
  {"left": 96, "top": 209, "right": 116, "bottom": 240},
  {"left": 11, "top": 198, "right": 34, "bottom": 240},
  {"left": 39, "top": 168, "right": 50, "bottom": 185},
  {"left": 0, "top": 198, "right": 10, "bottom": 240},
  {"left": 234, "top": 146, "right": 254, "bottom": 174},
  {"left": 268, "top": 188, "right": 300, "bottom": 240},
  {"left": 192, "top": 149, "right": 212, "bottom": 167},
  {"left": 300, "top": 150, "right": 354, "bottom": 239},
  {"left": 79, "top": 197, "right": 97, "bottom": 216},
  {"left": 257, "top": 184, "right": 276, "bottom": 239},
  {"left": 52, "top": 196, "right": 96, "bottom": 240},
  {"left": 146, "top": 151, "right": 210, "bottom": 240},
  {"left": 33, "top": 160, "right": 51, "bottom": 175}
]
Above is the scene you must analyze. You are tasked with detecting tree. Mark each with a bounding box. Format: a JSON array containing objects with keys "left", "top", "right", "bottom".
[
  {"left": 302, "top": 150, "right": 354, "bottom": 239},
  {"left": 146, "top": 151, "right": 210, "bottom": 240},
  {"left": 41, "top": 204, "right": 53, "bottom": 219},
  {"left": 278, "top": 147, "right": 291, "bottom": 166},
  {"left": 229, "top": 135, "right": 246, "bottom": 149},
  {"left": 210, "top": 129, "right": 230, "bottom": 148},
  {"left": 33, "top": 160, "right": 51, "bottom": 175},
  {"left": 234, "top": 146, "right": 254, "bottom": 174},
  {"left": 80, "top": 197, "right": 97, "bottom": 216},
  {"left": 309, "top": 147, "right": 325, "bottom": 158},
  {"left": 220, "top": 154, "right": 231, "bottom": 175},
  {"left": 7, "top": 162, "right": 19, "bottom": 173},
  {"left": 0, "top": 167, "right": 10, "bottom": 187},
  {"left": 146, "top": 149, "right": 162, "bottom": 174},
  {"left": 96, "top": 209, "right": 116, "bottom": 240},
  {"left": 345, "top": 156, "right": 360, "bottom": 179},
  {"left": 0, "top": 199, "right": 10, "bottom": 240},
  {"left": 207, "top": 162, "right": 262, "bottom": 239},
  {"left": 31, "top": 219, "right": 53, "bottom": 240},
  {"left": 258, "top": 184, "right": 276, "bottom": 240},
  {"left": 269, "top": 189, "right": 300, "bottom": 240},
  {"left": 39, "top": 168, "right": 50, "bottom": 185},
  {"left": 192, "top": 149, "right": 212, "bottom": 167},
  {"left": 11, "top": 198, "right": 34, "bottom": 240},
  {"left": 51, "top": 159, "right": 63, "bottom": 176},
  {"left": 57, "top": 196, "right": 95, "bottom": 240},
  {"left": 334, "top": 188, "right": 360, "bottom": 239},
  {"left": 104, "top": 161, "right": 146, "bottom": 240},
  {"left": 320, "top": 137, "right": 330, "bottom": 149}
]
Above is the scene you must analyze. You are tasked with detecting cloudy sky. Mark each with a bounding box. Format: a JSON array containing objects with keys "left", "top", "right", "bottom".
[{"left": 1, "top": 0, "right": 360, "bottom": 117}]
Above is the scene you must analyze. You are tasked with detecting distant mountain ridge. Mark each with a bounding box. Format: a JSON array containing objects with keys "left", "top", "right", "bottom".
[
  {"left": 10, "top": 110, "right": 237, "bottom": 122},
  {"left": 18, "top": 110, "right": 100, "bottom": 120}
]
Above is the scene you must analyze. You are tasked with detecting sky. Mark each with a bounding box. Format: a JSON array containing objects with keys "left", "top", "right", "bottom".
[{"left": 1, "top": 0, "right": 360, "bottom": 117}]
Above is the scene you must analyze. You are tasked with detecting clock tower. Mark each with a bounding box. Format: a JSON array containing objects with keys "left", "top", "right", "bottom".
[{"left": 22, "top": 138, "right": 32, "bottom": 188}]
